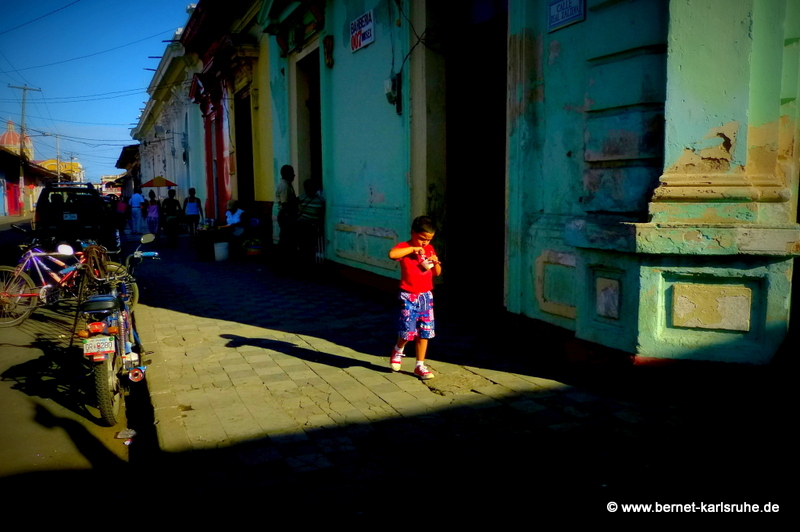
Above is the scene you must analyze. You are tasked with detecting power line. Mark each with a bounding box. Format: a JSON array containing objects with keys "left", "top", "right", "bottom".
[
  {"left": 0, "top": 92, "right": 147, "bottom": 104},
  {"left": 0, "top": 0, "right": 83, "bottom": 36},
  {"left": 0, "top": 79, "right": 185, "bottom": 104},
  {"left": 4, "top": 118, "right": 134, "bottom": 144},
  {"left": 0, "top": 88, "right": 147, "bottom": 102},
  {"left": 40, "top": 115, "right": 133, "bottom": 126},
  {"left": 0, "top": 27, "right": 179, "bottom": 74}
]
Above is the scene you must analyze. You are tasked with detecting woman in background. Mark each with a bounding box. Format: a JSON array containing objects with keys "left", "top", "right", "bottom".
[{"left": 183, "top": 187, "right": 203, "bottom": 237}]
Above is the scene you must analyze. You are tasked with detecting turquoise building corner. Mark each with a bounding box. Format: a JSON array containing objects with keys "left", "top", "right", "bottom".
[{"left": 508, "top": 0, "right": 800, "bottom": 364}]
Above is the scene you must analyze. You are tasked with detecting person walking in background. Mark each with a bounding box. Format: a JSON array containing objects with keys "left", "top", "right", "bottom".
[
  {"left": 128, "top": 188, "right": 145, "bottom": 234},
  {"left": 183, "top": 187, "right": 203, "bottom": 237},
  {"left": 115, "top": 195, "right": 129, "bottom": 234},
  {"left": 144, "top": 190, "right": 161, "bottom": 235},
  {"left": 162, "top": 188, "right": 183, "bottom": 246}
]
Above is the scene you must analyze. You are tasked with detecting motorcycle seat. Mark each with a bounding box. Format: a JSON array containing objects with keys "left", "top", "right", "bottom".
[{"left": 80, "top": 294, "right": 119, "bottom": 312}]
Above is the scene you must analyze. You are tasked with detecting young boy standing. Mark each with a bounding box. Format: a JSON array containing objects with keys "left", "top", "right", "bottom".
[{"left": 389, "top": 216, "right": 442, "bottom": 380}]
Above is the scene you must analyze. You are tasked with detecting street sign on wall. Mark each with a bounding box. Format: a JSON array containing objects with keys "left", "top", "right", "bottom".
[
  {"left": 548, "top": 0, "right": 586, "bottom": 32},
  {"left": 350, "top": 10, "right": 374, "bottom": 52}
]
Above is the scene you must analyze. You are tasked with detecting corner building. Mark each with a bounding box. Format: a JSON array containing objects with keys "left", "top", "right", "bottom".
[
  {"left": 506, "top": 0, "right": 800, "bottom": 364},
  {"left": 179, "top": 0, "right": 800, "bottom": 365}
]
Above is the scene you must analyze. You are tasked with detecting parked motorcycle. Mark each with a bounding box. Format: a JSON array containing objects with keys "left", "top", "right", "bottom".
[{"left": 75, "top": 234, "right": 158, "bottom": 426}]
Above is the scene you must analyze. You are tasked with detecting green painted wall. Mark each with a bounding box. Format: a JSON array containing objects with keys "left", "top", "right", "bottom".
[
  {"left": 507, "top": 0, "right": 668, "bottom": 352},
  {"left": 508, "top": 0, "right": 800, "bottom": 364},
  {"left": 267, "top": 0, "right": 412, "bottom": 277}
]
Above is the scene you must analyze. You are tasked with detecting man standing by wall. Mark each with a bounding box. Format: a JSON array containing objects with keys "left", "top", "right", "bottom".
[{"left": 276, "top": 164, "right": 298, "bottom": 255}]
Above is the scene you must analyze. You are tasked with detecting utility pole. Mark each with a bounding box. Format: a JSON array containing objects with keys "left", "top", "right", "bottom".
[
  {"left": 43, "top": 132, "right": 61, "bottom": 179},
  {"left": 56, "top": 134, "right": 61, "bottom": 179},
  {"left": 8, "top": 84, "right": 41, "bottom": 216}
]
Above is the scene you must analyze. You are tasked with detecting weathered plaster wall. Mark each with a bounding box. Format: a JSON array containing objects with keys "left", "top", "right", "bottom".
[
  {"left": 628, "top": 0, "right": 800, "bottom": 363},
  {"left": 506, "top": 0, "right": 667, "bottom": 352},
  {"left": 663, "top": 0, "right": 752, "bottom": 170},
  {"left": 654, "top": 0, "right": 800, "bottom": 226},
  {"left": 506, "top": 1, "right": 543, "bottom": 317},
  {"left": 186, "top": 77, "right": 207, "bottom": 204},
  {"left": 507, "top": 0, "right": 799, "bottom": 363},
  {"left": 320, "top": 0, "right": 411, "bottom": 275},
  {"left": 268, "top": 34, "right": 291, "bottom": 180},
  {"left": 267, "top": 0, "right": 412, "bottom": 275},
  {"left": 637, "top": 257, "right": 792, "bottom": 363},
  {"left": 253, "top": 35, "right": 276, "bottom": 203}
]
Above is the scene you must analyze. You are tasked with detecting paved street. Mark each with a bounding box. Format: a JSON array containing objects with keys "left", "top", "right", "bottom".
[
  {"left": 0, "top": 300, "right": 129, "bottom": 474},
  {"left": 0, "top": 217, "right": 133, "bottom": 505},
  {"left": 0, "top": 221, "right": 791, "bottom": 518}
]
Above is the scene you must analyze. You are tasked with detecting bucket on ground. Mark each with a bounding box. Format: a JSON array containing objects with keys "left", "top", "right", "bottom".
[{"left": 214, "top": 241, "right": 228, "bottom": 261}]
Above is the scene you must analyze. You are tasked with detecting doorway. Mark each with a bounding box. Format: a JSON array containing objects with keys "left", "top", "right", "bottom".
[
  {"left": 445, "top": 1, "right": 508, "bottom": 312},
  {"left": 292, "top": 47, "right": 323, "bottom": 194}
]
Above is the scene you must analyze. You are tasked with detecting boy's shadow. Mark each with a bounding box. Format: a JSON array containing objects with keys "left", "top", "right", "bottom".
[{"left": 220, "top": 334, "right": 385, "bottom": 372}]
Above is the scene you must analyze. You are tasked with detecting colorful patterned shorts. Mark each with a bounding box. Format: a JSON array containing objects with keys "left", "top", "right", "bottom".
[{"left": 398, "top": 291, "right": 435, "bottom": 340}]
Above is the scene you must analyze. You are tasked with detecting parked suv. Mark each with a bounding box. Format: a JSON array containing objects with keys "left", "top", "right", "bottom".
[{"left": 32, "top": 182, "right": 120, "bottom": 250}]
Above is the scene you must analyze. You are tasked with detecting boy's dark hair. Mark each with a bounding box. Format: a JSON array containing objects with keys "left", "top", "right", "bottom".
[{"left": 412, "top": 215, "right": 436, "bottom": 234}]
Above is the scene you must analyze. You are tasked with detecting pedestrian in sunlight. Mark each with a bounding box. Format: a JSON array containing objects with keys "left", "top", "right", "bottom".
[{"left": 388, "top": 216, "right": 442, "bottom": 380}]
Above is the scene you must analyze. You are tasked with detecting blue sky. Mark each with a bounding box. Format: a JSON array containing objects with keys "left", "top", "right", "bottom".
[{"left": 0, "top": 0, "right": 194, "bottom": 182}]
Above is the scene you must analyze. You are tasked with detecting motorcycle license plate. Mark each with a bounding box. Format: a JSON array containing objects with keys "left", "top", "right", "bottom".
[{"left": 83, "top": 336, "right": 115, "bottom": 356}]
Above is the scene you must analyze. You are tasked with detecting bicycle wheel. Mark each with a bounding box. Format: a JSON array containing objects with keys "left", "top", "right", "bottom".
[
  {"left": 93, "top": 338, "right": 124, "bottom": 427},
  {"left": 0, "top": 266, "right": 37, "bottom": 327}
]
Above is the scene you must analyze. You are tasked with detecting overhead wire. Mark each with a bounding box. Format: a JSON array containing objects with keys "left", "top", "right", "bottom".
[
  {"left": 0, "top": 27, "right": 179, "bottom": 75},
  {"left": 0, "top": 0, "right": 83, "bottom": 36},
  {"left": 0, "top": 79, "right": 186, "bottom": 104},
  {"left": 0, "top": 3, "right": 185, "bottom": 180}
]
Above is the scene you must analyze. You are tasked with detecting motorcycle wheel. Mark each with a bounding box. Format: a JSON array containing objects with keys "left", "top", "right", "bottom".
[
  {"left": 0, "top": 266, "right": 37, "bottom": 327},
  {"left": 93, "top": 341, "right": 124, "bottom": 427}
]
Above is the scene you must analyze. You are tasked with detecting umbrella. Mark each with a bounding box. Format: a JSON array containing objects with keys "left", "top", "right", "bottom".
[{"left": 141, "top": 175, "right": 177, "bottom": 187}]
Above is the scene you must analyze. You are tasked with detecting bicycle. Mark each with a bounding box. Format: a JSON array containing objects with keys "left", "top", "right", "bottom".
[{"left": 0, "top": 229, "right": 129, "bottom": 327}]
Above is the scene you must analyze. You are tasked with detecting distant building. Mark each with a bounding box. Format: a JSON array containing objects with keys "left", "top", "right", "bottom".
[
  {"left": 0, "top": 120, "right": 33, "bottom": 159},
  {"left": 100, "top": 173, "right": 124, "bottom": 196},
  {"left": 33, "top": 159, "right": 85, "bottom": 182}
]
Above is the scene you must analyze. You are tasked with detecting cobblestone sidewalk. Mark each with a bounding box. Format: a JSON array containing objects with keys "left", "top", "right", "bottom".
[{"left": 131, "top": 237, "right": 789, "bottom": 516}]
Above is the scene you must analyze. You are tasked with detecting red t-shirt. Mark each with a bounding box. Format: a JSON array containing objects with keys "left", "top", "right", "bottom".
[{"left": 393, "top": 242, "right": 437, "bottom": 294}]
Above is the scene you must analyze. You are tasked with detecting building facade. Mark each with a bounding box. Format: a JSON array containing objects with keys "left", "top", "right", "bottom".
[
  {"left": 181, "top": 0, "right": 276, "bottom": 221},
  {"left": 132, "top": 12, "right": 207, "bottom": 210},
  {"left": 136, "top": 0, "right": 800, "bottom": 365}
]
